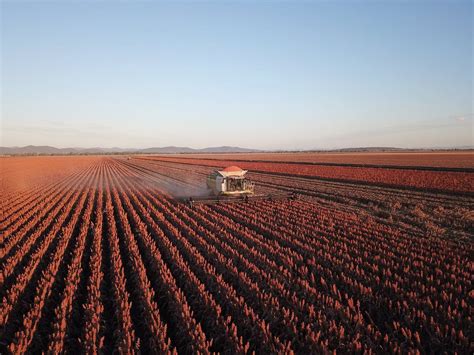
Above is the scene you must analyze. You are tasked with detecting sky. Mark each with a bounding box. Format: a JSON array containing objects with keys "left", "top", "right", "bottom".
[{"left": 1, "top": 0, "right": 472, "bottom": 150}]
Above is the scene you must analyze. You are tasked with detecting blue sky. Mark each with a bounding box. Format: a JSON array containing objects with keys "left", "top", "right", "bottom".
[{"left": 1, "top": 0, "right": 472, "bottom": 149}]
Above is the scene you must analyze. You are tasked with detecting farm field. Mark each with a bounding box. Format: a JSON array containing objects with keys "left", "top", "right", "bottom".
[{"left": 1, "top": 155, "right": 472, "bottom": 353}]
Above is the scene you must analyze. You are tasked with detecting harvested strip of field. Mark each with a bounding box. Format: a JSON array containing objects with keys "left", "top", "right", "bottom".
[{"left": 137, "top": 156, "right": 474, "bottom": 194}]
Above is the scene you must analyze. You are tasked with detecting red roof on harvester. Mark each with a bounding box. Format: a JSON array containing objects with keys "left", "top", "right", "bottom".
[{"left": 221, "top": 166, "right": 243, "bottom": 172}]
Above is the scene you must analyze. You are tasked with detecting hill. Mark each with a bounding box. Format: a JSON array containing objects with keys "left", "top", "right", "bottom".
[{"left": 0, "top": 145, "right": 261, "bottom": 155}]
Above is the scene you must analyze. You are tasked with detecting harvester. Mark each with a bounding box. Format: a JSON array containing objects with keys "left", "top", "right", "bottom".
[{"left": 183, "top": 166, "right": 296, "bottom": 207}]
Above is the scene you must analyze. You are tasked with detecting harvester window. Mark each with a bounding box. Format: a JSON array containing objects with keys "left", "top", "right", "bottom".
[{"left": 227, "top": 178, "right": 243, "bottom": 191}]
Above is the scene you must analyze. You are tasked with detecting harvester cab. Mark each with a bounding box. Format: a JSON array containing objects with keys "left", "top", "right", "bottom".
[{"left": 207, "top": 166, "right": 254, "bottom": 196}]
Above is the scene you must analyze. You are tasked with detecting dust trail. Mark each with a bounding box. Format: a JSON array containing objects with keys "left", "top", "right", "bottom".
[{"left": 115, "top": 157, "right": 211, "bottom": 199}]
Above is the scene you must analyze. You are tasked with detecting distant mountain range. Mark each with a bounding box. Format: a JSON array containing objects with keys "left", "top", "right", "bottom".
[
  {"left": 0, "top": 145, "right": 261, "bottom": 155},
  {"left": 1, "top": 145, "right": 472, "bottom": 156}
]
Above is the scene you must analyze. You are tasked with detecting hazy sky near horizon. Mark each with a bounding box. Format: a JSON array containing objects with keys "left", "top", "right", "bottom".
[{"left": 1, "top": 0, "right": 472, "bottom": 150}]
